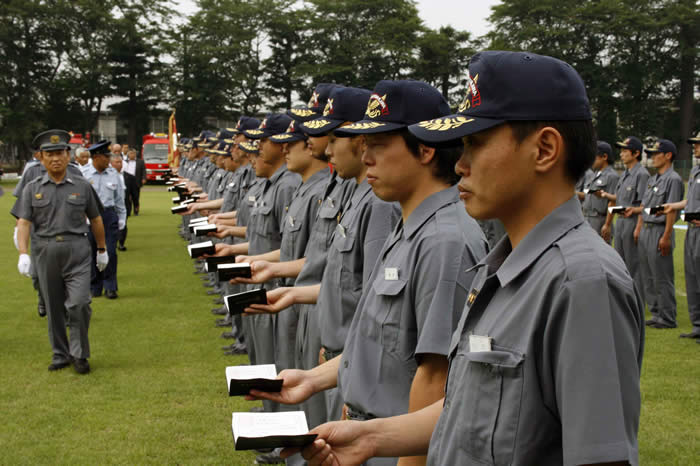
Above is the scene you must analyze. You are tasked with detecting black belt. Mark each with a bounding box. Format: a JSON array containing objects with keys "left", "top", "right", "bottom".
[
  {"left": 643, "top": 222, "right": 664, "bottom": 227},
  {"left": 104, "top": 206, "right": 116, "bottom": 211},
  {"left": 37, "top": 234, "right": 87, "bottom": 242},
  {"left": 322, "top": 347, "right": 343, "bottom": 361},
  {"left": 345, "top": 405, "right": 375, "bottom": 421}
]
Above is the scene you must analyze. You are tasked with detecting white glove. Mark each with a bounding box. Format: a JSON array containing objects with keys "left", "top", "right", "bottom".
[
  {"left": 96, "top": 251, "right": 109, "bottom": 272},
  {"left": 118, "top": 220, "right": 126, "bottom": 230},
  {"left": 18, "top": 253, "right": 31, "bottom": 277},
  {"left": 13, "top": 227, "right": 19, "bottom": 250}
]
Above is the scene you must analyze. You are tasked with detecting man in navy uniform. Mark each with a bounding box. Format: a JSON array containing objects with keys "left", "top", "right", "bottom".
[
  {"left": 83, "top": 140, "right": 127, "bottom": 299},
  {"left": 12, "top": 129, "right": 108, "bottom": 374}
]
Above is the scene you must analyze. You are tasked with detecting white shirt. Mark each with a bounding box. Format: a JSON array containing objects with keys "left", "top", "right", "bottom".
[{"left": 124, "top": 159, "right": 137, "bottom": 176}]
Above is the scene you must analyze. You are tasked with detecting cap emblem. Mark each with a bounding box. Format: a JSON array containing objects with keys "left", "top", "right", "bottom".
[
  {"left": 50, "top": 135, "right": 60, "bottom": 144},
  {"left": 458, "top": 72, "right": 480, "bottom": 112},
  {"left": 365, "top": 94, "right": 389, "bottom": 119},
  {"left": 417, "top": 116, "right": 475, "bottom": 132},
  {"left": 291, "top": 108, "right": 315, "bottom": 117},
  {"left": 323, "top": 98, "right": 334, "bottom": 116},
  {"left": 303, "top": 119, "right": 332, "bottom": 130}
]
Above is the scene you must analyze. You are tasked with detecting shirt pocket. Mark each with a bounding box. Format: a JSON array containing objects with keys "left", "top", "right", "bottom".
[
  {"left": 450, "top": 347, "right": 525, "bottom": 465},
  {"left": 31, "top": 197, "right": 52, "bottom": 226},
  {"left": 66, "top": 197, "right": 87, "bottom": 223},
  {"left": 257, "top": 204, "right": 276, "bottom": 237},
  {"left": 693, "top": 178, "right": 700, "bottom": 201},
  {"left": 371, "top": 278, "right": 407, "bottom": 352}
]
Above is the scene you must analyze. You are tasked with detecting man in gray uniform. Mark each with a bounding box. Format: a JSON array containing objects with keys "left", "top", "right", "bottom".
[
  {"left": 662, "top": 130, "right": 700, "bottom": 339},
  {"left": 12, "top": 129, "right": 108, "bottom": 375},
  {"left": 601, "top": 136, "right": 650, "bottom": 306},
  {"left": 634, "top": 139, "right": 684, "bottom": 329},
  {"left": 581, "top": 140, "right": 619, "bottom": 242},
  {"left": 287, "top": 51, "right": 643, "bottom": 466}
]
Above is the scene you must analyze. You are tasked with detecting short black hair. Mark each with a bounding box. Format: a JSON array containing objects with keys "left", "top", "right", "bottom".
[
  {"left": 508, "top": 120, "right": 596, "bottom": 183},
  {"left": 398, "top": 129, "right": 462, "bottom": 185}
]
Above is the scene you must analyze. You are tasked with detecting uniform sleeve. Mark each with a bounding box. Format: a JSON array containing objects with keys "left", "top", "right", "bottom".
[
  {"left": 114, "top": 176, "right": 127, "bottom": 224},
  {"left": 10, "top": 183, "right": 34, "bottom": 220},
  {"left": 634, "top": 171, "right": 649, "bottom": 205},
  {"left": 412, "top": 234, "right": 471, "bottom": 357},
  {"left": 547, "top": 274, "right": 643, "bottom": 466},
  {"left": 666, "top": 176, "right": 684, "bottom": 204}
]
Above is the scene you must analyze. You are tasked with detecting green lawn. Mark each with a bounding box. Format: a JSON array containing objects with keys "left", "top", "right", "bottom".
[{"left": 1, "top": 181, "right": 698, "bottom": 464}]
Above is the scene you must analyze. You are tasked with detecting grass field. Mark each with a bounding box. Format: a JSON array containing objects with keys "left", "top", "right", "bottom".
[{"left": 1, "top": 180, "right": 698, "bottom": 464}]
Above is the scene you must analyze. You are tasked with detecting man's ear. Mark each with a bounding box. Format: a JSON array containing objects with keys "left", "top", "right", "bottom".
[
  {"left": 417, "top": 144, "right": 437, "bottom": 166},
  {"left": 533, "top": 126, "right": 565, "bottom": 175}
]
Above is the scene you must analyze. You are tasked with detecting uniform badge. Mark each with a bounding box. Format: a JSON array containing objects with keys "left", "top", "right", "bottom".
[
  {"left": 467, "top": 288, "right": 479, "bottom": 305},
  {"left": 68, "top": 193, "right": 80, "bottom": 200},
  {"left": 50, "top": 135, "right": 60, "bottom": 144},
  {"left": 458, "top": 71, "right": 481, "bottom": 112},
  {"left": 384, "top": 267, "right": 399, "bottom": 281},
  {"left": 365, "top": 94, "right": 389, "bottom": 118},
  {"left": 288, "top": 216, "right": 295, "bottom": 227},
  {"left": 35, "top": 193, "right": 43, "bottom": 200}
]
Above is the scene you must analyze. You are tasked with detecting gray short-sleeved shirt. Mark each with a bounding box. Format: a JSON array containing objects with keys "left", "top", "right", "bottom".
[
  {"left": 318, "top": 179, "right": 401, "bottom": 352},
  {"left": 686, "top": 165, "right": 700, "bottom": 213},
  {"left": 338, "top": 187, "right": 488, "bottom": 419},
  {"left": 641, "top": 167, "right": 684, "bottom": 223},
  {"left": 11, "top": 173, "right": 102, "bottom": 236},
  {"left": 582, "top": 165, "right": 619, "bottom": 216},
  {"left": 574, "top": 168, "right": 594, "bottom": 195},
  {"left": 614, "top": 162, "right": 650, "bottom": 208},
  {"left": 295, "top": 174, "right": 356, "bottom": 287},
  {"left": 427, "top": 197, "right": 644, "bottom": 466},
  {"left": 247, "top": 165, "right": 301, "bottom": 255},
  {"left": 13, "top": 160, "right": 83, "bottom": 197},
  {"left": 279, "top": 168, "right": 330, "bottom": 285}
]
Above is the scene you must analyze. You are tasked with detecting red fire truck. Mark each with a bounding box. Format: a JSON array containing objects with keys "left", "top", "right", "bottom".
[
  {"left": 68, "top": 132, "right": 89, "bottom": 156},
  {"left": 142, "top": 133, "right": 172, "bottom": 183}
]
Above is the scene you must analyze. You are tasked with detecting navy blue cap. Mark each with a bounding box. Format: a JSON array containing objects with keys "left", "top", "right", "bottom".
[
  {"left": 178, "top": 137, "right": 191, "bottom": 148},
  {"left": 88, "top": 140, "right": 111, "bottom": 156},
  {"left": 287, "top": 83, "right": 343, "bottom": 122},
  {"left": 688, "top": 131, "right": 700, "bottom": 144},
  {"left": 408, "top": 51, "right": 592, "bottom": 143},
  {"left": 216, "top": 129, "right": 235, "bottom": 141},
  {"left": 615, "top": 136, "right": 643, "bottom": 153},
  {"left": 334, "top": 80, "right": 450, "bottom": 136},
  {"left": 597, "top": 141, "right": 613, "bottom": 159},
  {"left": 33, "top": 129, "right": 71, "bottom": 152},
  {"left": 301, "top": 87, "right": 373, "bottom": 136},
  {"left": 239, "top": 140, "right": 259, "bottom": 155},
  {"left": 645, "top": 139, "right": 677, "bottom": 157},
  {"left": 228, "top": 116, "right": 261, "bottom": 135},
  {"left": 269, "top": 120, "right": 308, "bottom": 143},
  {"left": 243, "top": 113, "right": 293, "bottom": 139}
]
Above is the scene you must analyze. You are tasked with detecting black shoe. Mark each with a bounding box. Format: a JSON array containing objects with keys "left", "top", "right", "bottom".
[
  {"left": 117, "top": 245, "right": 127, "bottom": 251},
  {"left": 206, "top": 289, "right": 219, "bottom": 295},
  {"left": 213, "top": 298, "right": 224, "bottom": 305},
  {"left": 249, "top": 406, "right": 264, "bottom": 413},
  {"left": 38, "top": 305, "right": 46, "bottom": 317},
  {"left": 73, "top": 358, "right": 90, "bottom": 374},
  {"left": 203, "top": 283, "right": 214, "bottom": 289},
  {"left": 649, "top": 322, "right": 676, "bottom": 329},
  {"left": 256, "top": 448, "right": 284, "bottom": 463},
  {"left": 212, "top": 307, "right": 227, "bottom": 315},
  {"left": 224, "top": 344, "right": 248, "bottom": 355},
  {"left": 679, "top": 330, "right": 700, "bottom": 339},
  {"left": 645, "top": 319, "right": 657, "bottom": 326},
  {"left": 216, "top": 319, "right": 232, "bottom": 328},
  {"left": 194, "top": 269, "right": 206, "bottom": 275},
  {"left": 92, "top": 291, "right": 102, "bottom": 298},
  {"left": 48, "top": 360, "right": 72, "bottom": 371},
  {"left": 221, "top": 331, "right": 236, "bottom": 339},
  {"left": 105, "top": 290, "right": 118, "bottom": 299}
]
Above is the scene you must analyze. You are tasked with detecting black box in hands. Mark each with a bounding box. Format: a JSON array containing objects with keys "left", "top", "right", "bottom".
[
  {"left": 218, "top": 263, "right": 253, "bottom": 281},
  {"left": 231, "top": 411, "right": 316, "bottom": 451},
  {"left": 682, "top": 212, "right": 700, "bottom": 222},
  {"left": 226, "top": 364, "right": 282, "bottom": 397},
  {"left": 204, "top": 256, "right": 237, "bottom": 272},
  {"left": 194, "top": 224, "right": 217, "bottom": 236},
  {"left": 187, "top": 241, "right": 215, "bottom": 258},
  {"left": 644, "top": 205, "right": 664, "bottom": 215},
  {"left": 607, "top": 206, "right": 626, "bottom": 214},
  {"left": 224, "top": 287, "right": 266, "bottom": 315},
  {"left": 171, "top": 205, "right": 188, "bottom": 214}
]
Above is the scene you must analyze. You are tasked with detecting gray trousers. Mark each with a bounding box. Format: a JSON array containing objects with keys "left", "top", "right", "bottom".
[
  {"left": 684, "top": 226, "right": 700, "bottom": 331},
  {"left": 345, "top": 407, "right": 398, "bottom": 466},
  {"left": 585, "top": 214, "right": 612, "bottom": 244},
  {"left": 322, "top": 346, "right": 345, "bottom": 423},
  {"left": 33, "top": 236, "right": 92, "bottom": 363},
  {"left": 295, "top": 304, "right": 327, "bottom": 428},
  {"left": 639, "top": 223, "right": 677, "bottom": 326},
  {"left": 247, "top": 284, "right": 277, "bottom": 412},
  {"left": 614, "top": 216, "right": 645, "bottom": 305},
  {"left": 274, "top": 303, "right": 299, "bottom": 414}
]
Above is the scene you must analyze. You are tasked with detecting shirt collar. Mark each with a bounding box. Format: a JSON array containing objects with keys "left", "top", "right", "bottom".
[
  {"left": 480, "top": 196, "right": 585, "bottom": 287},
  {"left": 298, "top": 167, "right": 330, "bottom": 196},
  {"left": 403, "top": 185, "right": 459, "bottom": 239},
  {"left": 40, "top": 173, "right": 73, "bottom": 185},
  {"left": 268, "top": 164, "right": 288, "bottom": 184}
]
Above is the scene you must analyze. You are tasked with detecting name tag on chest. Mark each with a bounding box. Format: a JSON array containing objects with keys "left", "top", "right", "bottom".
[
  {"left": 469, "top": 334, "right": 492, "bottom": 352},
  {"left": 384, "top": 267, "right": 399, "bottom": 281}
]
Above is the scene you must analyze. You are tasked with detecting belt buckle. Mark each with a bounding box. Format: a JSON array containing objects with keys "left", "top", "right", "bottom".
[{"left": 56, "top": 235, "right": 64, "bottom": 242}]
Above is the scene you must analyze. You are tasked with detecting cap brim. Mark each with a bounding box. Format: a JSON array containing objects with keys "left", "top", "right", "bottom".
[
  {"left": 287, "top": 108, "right": 320, "bottom": 122},
  {"left": 40, "top": 144, "right": 71, "bottom": 151},
  {"left": 407, "top": 115, "right": 505, "bottom": 143},
  {"left": 301, "top": 118, "right": 344, "bottom": 136},
  {"left": 333, "top": 120, "right": 406, "bottom": 136},
  {"left": 688, "top": 138, "right": 700, "bottom": 144},
  {"left": 269, "top": 133, "right": 307, "bottom": 143}
]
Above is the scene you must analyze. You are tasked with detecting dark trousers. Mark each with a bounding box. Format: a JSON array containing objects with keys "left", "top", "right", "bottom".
[
  {"left": 124, "top": 173, "right": 140, "bottom": 215},
  {"left": 89, "top": 207, "right": 119, "bottom": 293}
]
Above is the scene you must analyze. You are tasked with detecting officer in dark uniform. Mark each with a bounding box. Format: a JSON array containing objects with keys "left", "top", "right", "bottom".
[{"left": 12, "top": 130, "right": 107, "bottom": 374}]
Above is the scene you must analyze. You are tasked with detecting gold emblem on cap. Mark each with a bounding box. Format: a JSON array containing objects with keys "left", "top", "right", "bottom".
[
  {"left": 345, "top": 122, "right": 385, "bottom": 130},
  {"left": 458, "top": 72, "right": 480, "bottom": 112},
  {"left": 418, "top": 116, "right": 475, "bottom": 131},
  {"left": 303, "top": 119, "right": 332, "bottom": 129},
  {"left": 246, "top": 129, "right": 264, "bottom": 135},
  {"left": 271, "top": 133, "right": 294, "bottom": 141},
  {"left": 291, "top": 108, "right": 315, "bottom": 117},
  {"left": 50, "top": 135, "right": 60, "bottom": 144},
  {"left": 365, "top": 94, "right": 388, "bottom": 119}
]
